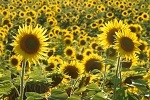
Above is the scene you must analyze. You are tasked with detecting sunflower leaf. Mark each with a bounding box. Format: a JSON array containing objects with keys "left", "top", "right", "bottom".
[
  {"left": 67, "top": 95, "right": 81, "bottom": 100},
  {"left": 86, "top": 83, "right": 100, "bottom": 91},
  {"left": 92, "top": 92, "right": 105, "bottom": 100},
  {"left": 50, "top": 88, "right": 68, "bottom": 100},
  {"left": 25, "top": 92, "right": 44, "bottom": 99}
]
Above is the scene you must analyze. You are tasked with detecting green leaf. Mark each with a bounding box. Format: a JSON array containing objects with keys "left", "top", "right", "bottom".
[
  {"left": 92, "top": 92, "right": 105, "bottom": 100},
  {"left": 25, "top": 92, "right": 44, "bottom": 99},
  {"left": 75, "top": 87, "right": 86, "bottom": 93},
  {"left": 86, "top": 83, "right": 100, "bottom": 91},
  {"left": 116, "top": 87, "right": 128, "bottom": 100},
  {"left": 127, "top": 92, "right": 139, "bottom": 100},
  {"left": 67, "top": 95, "right": 81, "bottom": 100},
  {"left": 50, "top": 88, "right": 68, "bottom": 100},
  {"left": 132, "top": 79, "right": 147, "bottom": 91}
]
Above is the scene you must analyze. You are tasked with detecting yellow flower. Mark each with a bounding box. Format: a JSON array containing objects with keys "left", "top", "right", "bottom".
[
  {"left": 9, "top": 55, "right": 22, "bottom": 67},
  {"left": 114, "top": 30, "right": 140, "bottom": 59},
  {"left": 82, "top": 54, "right": 105, "bottom": 73},
  {"left": 0, "top": 73, "right": 3, "bottom": 78},
  {"left": 64, "top": 46, "right": 75, "bottom": 58},
  {"left": 121, "top": 55, "right": 139, "bottom": 69},
  {"left": 98, "top": 19, "right": 129, "bottom": 49},
  {"left": 59, "top": 61, "right": 84, "bottom": 79},
  {"left": 11, "top": 24, "right": 49, "bottom": 65},
  {"left": 143, "top": 69, "right": 150, "bottom": 81},
  {"left": 0, "top": 42, "right": 4, "bottom": 55}
]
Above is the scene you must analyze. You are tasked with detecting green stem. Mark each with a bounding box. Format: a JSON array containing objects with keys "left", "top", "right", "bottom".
[
  {"left": 113, "top": 55, "right": 121, "bottom": 100},
  {"left": 119, "top": 60, "right": 122, "bottom": 88},
  {"left": 20, "top": 60, "right": 26, "bottom": 100}
]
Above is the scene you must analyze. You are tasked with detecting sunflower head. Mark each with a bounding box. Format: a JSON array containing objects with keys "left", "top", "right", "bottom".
[
  {"left": 11, "top": 24, "right": 49, "bottom": 65},
  {"left": 138, "top": 40, "right": 148, "bottom": 52},
  {"left": 99, "top": 19, "right": 129, "bottom": 49},
  {"left": 10, "top": 55, "right": 22, "bottom": 68},
  {"left": 121, "top": 55, "right": 138, "bottom": 69},
  {"left": 44, "top": 59, "right": 57, "bottom": 72},
  {"left": 47, "top": 73, "right": 64, "bottom": 88},
  {"left": 83, "top": 54, "right": 105, "bottom": 73},
  {"left": 59, "top": 61, "right": 83, "bottom": 79},
  {"left": 105, "top": 47, "right": 117, "bottom": 59},
  {"left": 64, "top": 46, "right": 75, "bottom": 58},
  {"left": 114, "top": 30, "right": 141, "bottom": 59}
]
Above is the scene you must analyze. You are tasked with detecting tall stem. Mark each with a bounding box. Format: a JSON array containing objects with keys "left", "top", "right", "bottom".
[
  {"left": 20, "top": 60, "right": 26, "bottom": 100},
  {"left": 113, "top": 54, "right": 121, "bottom": 100}
]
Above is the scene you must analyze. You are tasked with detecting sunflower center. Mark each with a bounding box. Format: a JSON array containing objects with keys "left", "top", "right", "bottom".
[
  {"left": 122, "top": 61, "right": 132, "bottom": 68},
  {"left": 129, "top": 26, "right": 137, "bottom": 33},
  {"left": 20, "top": 34, "right": 40, "bottom": 54},
  {"left": 138, "top": 43, "right": 145, "bottom": 51},
  {"left": 120, "top": 37, "right": 134, "bottom": 52},
  {"left": 76, "top": 54, "right": 83, "bottom": 60},
  {"left": 91, "top": 43, "right": 98, "bottom": 49},
  {"left": 85, "top": 58, "right": 103, "bottom": 72},
  {"left": 106, "top": 47, "right": 116, "bottom": 57},
  {"left": 65, "top": 39, "right": 71, "bottom": 45},
  {"left": 66, "top": 49, "right": 73, "bottom": 56},
  {"left": 48, "top": 50, "right": 54, "bottom": 57},
  {"left": 80, "top": 40, "right": 86, "bottom": 45},
  {"left": 64, "top": 65, "right": 79, "bottom": 79},
  {"left": 45, "top": 63, "right": 55, "bottom": 71},
  {"left": 11, "top": 58, "right": 18, "bottom": 66},
  {"left": 107, "top": 28, "right": 118, "bottom": 45},
  {"left": 51, "top": 74, "right": 63, "bottom": 87}
]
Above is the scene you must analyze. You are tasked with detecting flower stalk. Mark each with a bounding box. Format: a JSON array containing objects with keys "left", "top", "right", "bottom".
[
  {"left": 20, "top": 60, "right": 26, "bottom": 100},
  {"left": 113, "top": 54, "right": 121, "bottom": 100}
]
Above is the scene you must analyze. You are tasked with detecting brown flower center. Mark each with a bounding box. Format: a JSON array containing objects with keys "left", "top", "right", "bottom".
[
  {"left": 11, "top": 58, "right": 18, "bottom": 66},
  {"left": 122, "top": 61, "right": 132, "bottom": 68},
  {"left": 129, "top": 26, "right": 137, "bottom": 33},
  {"left": 106, "top": 47, "right": 116, "bottom": 57},
  {"left": 120, "top": 37, "right": 134, "bottom": 52},
  {"left": 66, "top": 49, "right": 73, "bottom": 56},
  {"left": 107, "top": 28, "right": 118, "bottom": 45},
  {"left": 64, "top": 65, "right": 79, "bottom": 79},
  {"left": 85, "top": 58, "right": 103, "bottom": 72},
  {"left": 45, "top": 63, "right": 55, "bottom": 71},
  {"left": 20, "top": 34, "right": 40, "bottom": 54}
]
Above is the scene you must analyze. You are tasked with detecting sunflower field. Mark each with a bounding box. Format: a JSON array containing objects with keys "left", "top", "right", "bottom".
[{"left": 0, "top": 0, "right": 150, "bottom": 100}]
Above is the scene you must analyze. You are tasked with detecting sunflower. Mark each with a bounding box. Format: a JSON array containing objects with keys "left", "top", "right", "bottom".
[
  {"left": 121, "top": 55, "right": 138, "bottom": 69},
  {"left": 2, "top": 18, "right": 10, "bottom": 25},
  {"left": 138, "top": 40, "right": 148, "bottom": 52},
  {"left": 47, "top": 48, "right": 55, "bottom": 57},
  {"left": 83, "top": 54, "right": 104, "bottom": 73},
  {"left": 90, "top": 41, "right": 98, "bottom": 50},
  {"left": 9, "top": 55, "right": 22, "bottom": 70},
  {"left": 106, "top": 12, "right": 114, "bottom": 18},
  {"left": 143, "top": 69, "right": 150, "bottom": 81},
  {"left": 18, "top": 10, "right": 26, "bottom": 18},
  {"left": 44, "top": 59, "right": 57, "bottom": 72},
  {"left": 141, "top": 12, "right": 149, "bottom": 21},
  {"left": 79, "top": 38, "right": 87, "bottom": 47},
  {"left": 98, "top": 19, "right": 129, "bottom": 49},
  {"left": 79, "top": 73, "right": 98, "bottom": 88},
  {"left": 64, "top": 46, "right": 75, "bottom": 58},
  {"left": 114, "top": 30, "right": 141, "bottom": 59},
  {"left": 59, "top": 61, "right": 83, "bottom": 79},
  {"left": 47, "top": 72, "right": 64, "bottom": 88},
  {"left": 122, "top": 10, "right": 129, "bottom": 17},
  {"left": 0, "top": 42, "right": 4, "bottom": 54},
  {"left": 64, "top": 37, "right": 72, "bottom": 45},
  {"left": 83, "top": 48, "right": 93, "bottom": 56},
  {"left": 11, "top": 24, "right": 49, "bottom": 65},
  {"left": 105, "top": 47, "right": 117, "bottom": 59},
  {"left": 75, "top": 53, "right": 84, "bottom": 61}
]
